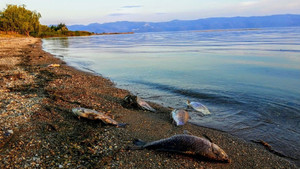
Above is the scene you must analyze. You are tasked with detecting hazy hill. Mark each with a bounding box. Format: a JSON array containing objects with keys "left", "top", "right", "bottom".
[{"left": 68, "top": 14, "right": 300, "bottom": 33}]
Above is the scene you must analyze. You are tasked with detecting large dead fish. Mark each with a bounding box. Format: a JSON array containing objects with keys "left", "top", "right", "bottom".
[
  {"left": 133, "top": 133, "right": 230, "bottom": 162},
  {"left": 171, "top": 109, "right": 189, "bottom": 126},
  {"left": 72, "top": 107, "right": 126, "bottom": 127},
  {"left": 123, "top": 95, "right": 156, "bottom": 112}
]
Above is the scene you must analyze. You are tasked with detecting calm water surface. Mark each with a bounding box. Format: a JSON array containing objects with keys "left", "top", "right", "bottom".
[{"left": 43, "top": 27, "right": 300, "bottom": 164}]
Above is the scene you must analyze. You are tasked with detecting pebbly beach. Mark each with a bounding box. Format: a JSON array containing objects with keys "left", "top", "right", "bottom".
[{"left": 0, "top": 37, "right": 297, "bottom": 168}]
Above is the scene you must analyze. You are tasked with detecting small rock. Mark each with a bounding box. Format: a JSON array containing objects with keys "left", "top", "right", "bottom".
[{"left": 4, "top": 130, "right": 13, "bottom": 136}]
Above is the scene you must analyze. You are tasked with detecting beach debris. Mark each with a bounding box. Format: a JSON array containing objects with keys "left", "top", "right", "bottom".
[
  {"left": 187, "top": 100, "right": 211, "bottom": 115},
  {"left": 131, "top": 133, "right": 230, "bottom": 163},
  {"left": 47, "top": 64, "right": 60, "bottom": 68},
  {"left": 171, "top": 109, "right": 189, "bottom": 126},
  {"left": 123, "top": 95, "right": 156, "bottom": 112},
  {"left": 251, "top": 139, "right": 291, "bottom": 158},
  {"left": 252, "top": 140, "right": 272, "bottom": 150},
  {"left": 72, "top": 107, "right": 126, "bottom": 127},
  {"left": 4, "top": 129, "right": 14, "bottom": 136}
]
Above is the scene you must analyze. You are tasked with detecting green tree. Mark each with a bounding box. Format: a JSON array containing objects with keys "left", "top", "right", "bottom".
[
  {"left": 57, "top": 23, "right": 68, "bottom": 31},
  {"left": 50, "top": 23, "right": 68, "bottom": 31},
  {"left": 0, "top": 4, "right": 41, "bottom": 36}
]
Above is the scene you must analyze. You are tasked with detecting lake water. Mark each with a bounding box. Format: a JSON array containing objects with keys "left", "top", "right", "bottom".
[{"left": 43, "top": 27, "right": 300, "bottom": 165}]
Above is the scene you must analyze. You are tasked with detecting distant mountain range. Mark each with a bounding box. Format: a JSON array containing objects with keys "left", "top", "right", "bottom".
[{"left": 68, "top": 14, "right": 300, "bottom": 33}]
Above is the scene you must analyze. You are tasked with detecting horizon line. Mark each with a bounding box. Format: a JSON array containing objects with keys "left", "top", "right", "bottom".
[{"left": 66, "top": 13, "right": 300, "bottom": 26}]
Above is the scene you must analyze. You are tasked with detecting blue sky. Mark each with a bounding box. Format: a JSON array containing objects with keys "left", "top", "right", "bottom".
[{"left": 1, "top": 0, "right": 299, "bottom": 25}]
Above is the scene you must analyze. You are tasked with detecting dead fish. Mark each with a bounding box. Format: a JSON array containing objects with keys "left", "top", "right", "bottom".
[
  {"left": 136, "top": 96, "right": 156, "bottom": 112},
  {"left": 123, "top": 95, "right": 156, "bottom": 112},
  {"left": 187, "top": 100, "right": 211, "bottom": 115},
  {"left": 171, "top": 109, "right": 189, "bottom": 126},
  {"left": 133, "top": 134, "right": 230, "bottom": 162},
  {"left": 72, "top": 107, "right": 126, "bottom": 127}
]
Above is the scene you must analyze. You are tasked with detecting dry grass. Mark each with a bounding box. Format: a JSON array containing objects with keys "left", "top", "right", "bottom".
[{"left": 0, "top": 31, "right": 27, "bottom": 38}]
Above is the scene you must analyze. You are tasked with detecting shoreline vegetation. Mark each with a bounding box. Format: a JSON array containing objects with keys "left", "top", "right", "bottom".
[
  {"left": 0, "top": 4, "right": 135, "bottom": 38},
  {"left": 0, "top": 30, "right": 135, "bottom": 38}
]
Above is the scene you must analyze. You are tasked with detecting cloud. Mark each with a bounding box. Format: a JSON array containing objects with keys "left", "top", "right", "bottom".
[
  {"left": 108, "top": 13, "right": 130, "bottom": 17},
  {"left": 121, "top": 5, "right": 142, "bottom": 9},
  {"left": 108, "top": 5, "right": 143, "bottom": 18}
]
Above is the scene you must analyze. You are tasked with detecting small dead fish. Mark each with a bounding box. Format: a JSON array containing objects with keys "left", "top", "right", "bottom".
[
  {"left": 187, "top": 100, "right": 211, "bottom": 115},
  {"left": 133, "top": 134, "right": 230, "bottom": 162},
  {"left": 72, "top": 107, "right": 126, "bottom": 127},
  {"left": 136, "top": 96, "right": 156, "bottom": 112},
  {"left": 123, "top": 95, "right": 156, "bottom": 112},
  {"left": 171, "top": 109, "right": 189, "bottom": 126}
]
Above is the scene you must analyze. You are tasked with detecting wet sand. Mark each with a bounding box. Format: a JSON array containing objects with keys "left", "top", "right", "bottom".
[{"left": 0, "top": 37, "right": 297, "bottom": 168}]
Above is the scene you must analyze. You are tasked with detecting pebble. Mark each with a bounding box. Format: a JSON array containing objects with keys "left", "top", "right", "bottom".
[{"left": 4, "top": 129, "right": 13, "bottom": 136}]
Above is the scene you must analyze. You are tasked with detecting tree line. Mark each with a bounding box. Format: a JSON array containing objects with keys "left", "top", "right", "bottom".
[{"left": 0, "top": 4, "right": 93, "bottom": 37}]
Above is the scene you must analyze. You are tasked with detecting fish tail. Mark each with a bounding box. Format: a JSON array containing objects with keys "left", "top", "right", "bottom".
[
  {"left": 117, "top": 123, "right": 127, "bottom": 128},
  {"left": 133, "top": 139, "right": 147, "bottom": 147}
]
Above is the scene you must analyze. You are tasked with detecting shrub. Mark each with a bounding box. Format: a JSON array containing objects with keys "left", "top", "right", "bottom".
[{"left": 0, "top": 4, "right": 41, "bottom": 36}]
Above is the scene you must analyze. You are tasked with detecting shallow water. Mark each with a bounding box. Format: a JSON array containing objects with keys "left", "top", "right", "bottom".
[{"left": 43, "top": 27, "right": 300, "bottom": 164}]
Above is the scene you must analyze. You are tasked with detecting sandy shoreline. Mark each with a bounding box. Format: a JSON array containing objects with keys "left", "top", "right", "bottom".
[{"left": 0, "top": 37, "right": 297, "bottom": 168}]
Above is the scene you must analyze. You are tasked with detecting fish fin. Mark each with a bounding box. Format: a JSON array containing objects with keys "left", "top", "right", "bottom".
[
  {"left": 86, "top": 113, "right": 100, "bottom": 120},
  {"left": 133, "top": 139, "right": 147, "bottom": 146},
  {"left": 116, "top": 123, "right": 127, "bottom": 128},
  {"left": 203, "top": 134, "right": 213, "bottom": 143}
]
